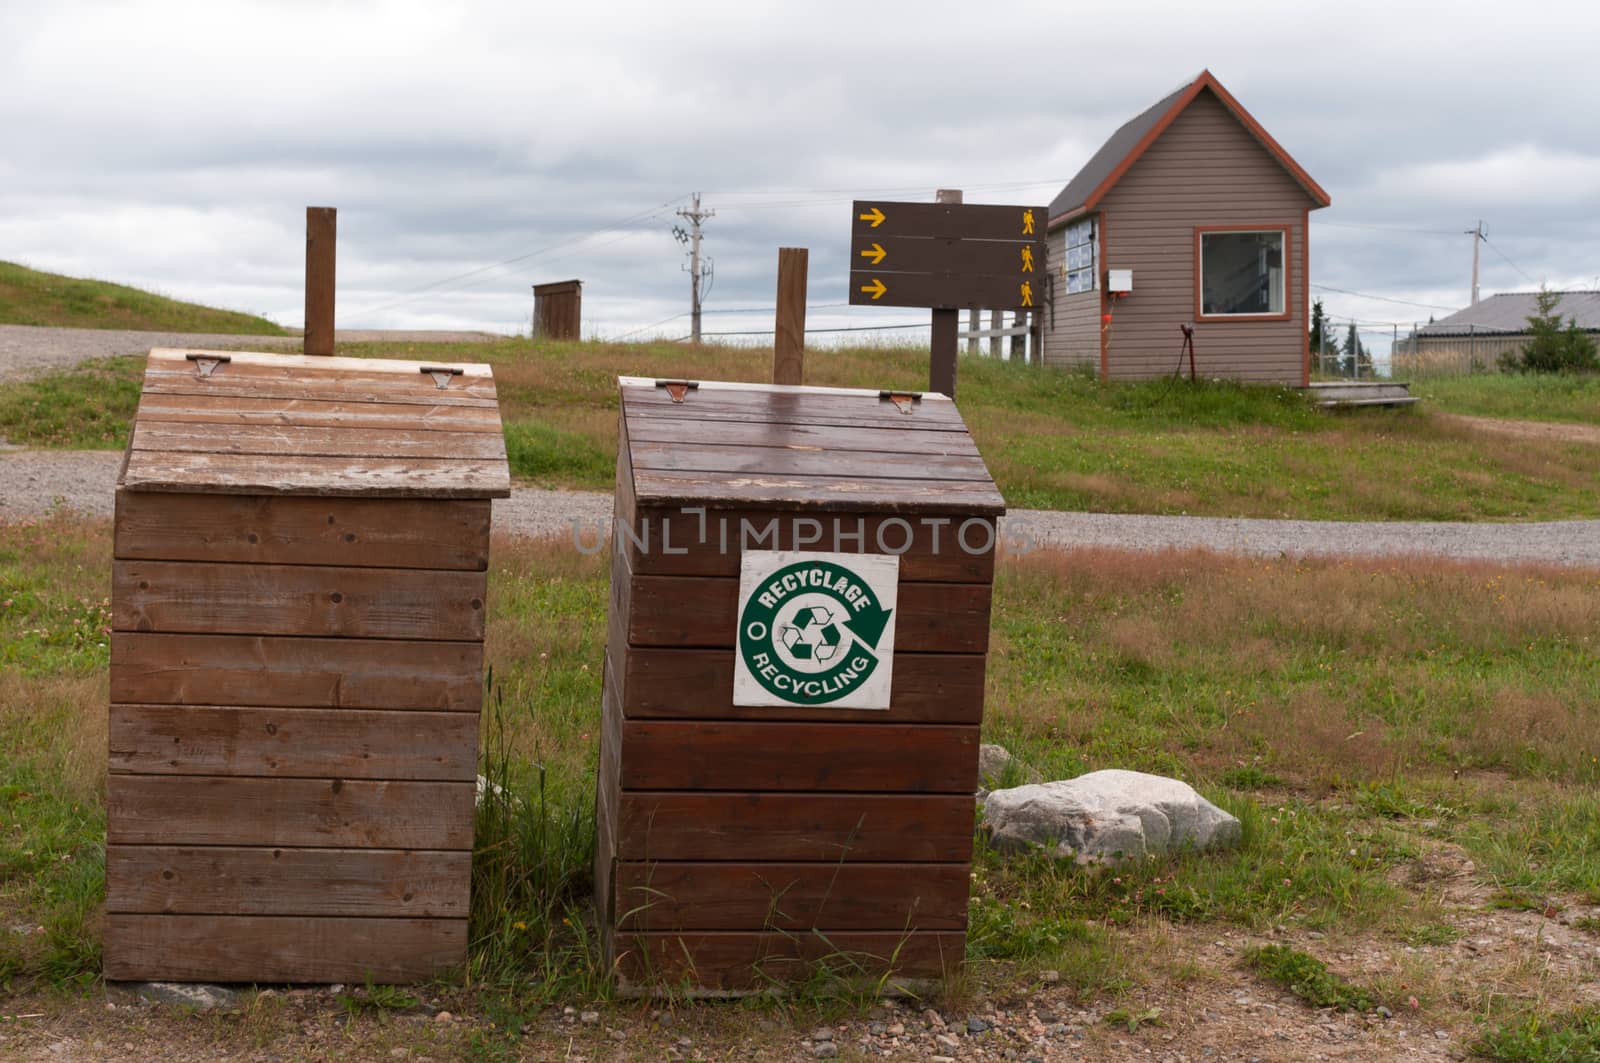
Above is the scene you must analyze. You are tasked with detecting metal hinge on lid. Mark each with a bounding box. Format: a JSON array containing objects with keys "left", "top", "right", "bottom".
[
  {"left": 185, "top": 353, "right": 231, "bottom": 378},
  {"left": 879, "top": 389, "right": 921, "bottom": 414},
  {"left": 654, "top": 379, "right": 699, "bottom": 403},
  {"left": 420, "top": 365, "right": 464, "bottom": 390}
]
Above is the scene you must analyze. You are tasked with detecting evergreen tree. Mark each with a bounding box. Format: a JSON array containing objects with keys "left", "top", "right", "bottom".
[
  {"left": 1341, "top": 322, "right": 1365, "bottom": 376},
  {"left": 1309, "top": 299, "right": 1331, "bottom": 364},
  {"left": 1502, "top": 288, "right": 1599, "bottom": 373}
]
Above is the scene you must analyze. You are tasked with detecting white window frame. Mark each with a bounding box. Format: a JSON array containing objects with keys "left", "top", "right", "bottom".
[{"left": 1063, "top": 217, "right": 1096, "bottom": 295}]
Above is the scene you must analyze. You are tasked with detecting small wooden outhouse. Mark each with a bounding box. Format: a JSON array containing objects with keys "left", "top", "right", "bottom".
[
  {"left": 105, "top": 348, "right": 509, "bottom": 984},
  {"left": 595, "top": 377, "right": 1005, "bottom": 991}
]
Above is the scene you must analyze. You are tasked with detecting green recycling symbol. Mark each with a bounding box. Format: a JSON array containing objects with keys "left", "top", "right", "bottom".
[{"left": 738, "top": 559, "right": 894, "bottom": 706}]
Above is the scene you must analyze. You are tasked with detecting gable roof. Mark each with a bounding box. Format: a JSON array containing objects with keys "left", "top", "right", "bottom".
[
  {"left": 1418, "top": 291, "right": 1600, "bottom": 336},
  {"left": 1048, "top": 70, "right": 1331, "bottom": 227}
]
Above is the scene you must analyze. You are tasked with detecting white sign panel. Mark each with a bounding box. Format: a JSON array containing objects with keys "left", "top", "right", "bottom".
[{"left": 733, "top": 550, "right": 899, "bottom": 710}]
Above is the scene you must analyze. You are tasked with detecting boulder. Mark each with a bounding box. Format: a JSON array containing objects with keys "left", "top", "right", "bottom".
[{"left": 982, "top": 769, "right": 1240, "bottom": 864}]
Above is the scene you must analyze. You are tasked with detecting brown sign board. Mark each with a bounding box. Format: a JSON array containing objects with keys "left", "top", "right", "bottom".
[
  {"left": 849, "top": 271, "right": 1041, "bottom": 311},
  {"left": 848, "top": 200, "right": 1046, "bottom": 311},
  {"left": 851, "top": 201, "right": 1045, "bottom": 242}
]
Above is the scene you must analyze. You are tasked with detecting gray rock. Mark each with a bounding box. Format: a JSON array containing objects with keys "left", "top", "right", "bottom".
[
  {"left": 812, "top": 1043, "right": 839, "bottom": 1059},
  {"left": 982, "top": 769, "right": 1241, "bottom": 864},
  {"left": 120, "top": 982, "right": 239, "bottom": 1010},
  {"left": 978, "top": 743, "right": 1014, "bottom": 785}
]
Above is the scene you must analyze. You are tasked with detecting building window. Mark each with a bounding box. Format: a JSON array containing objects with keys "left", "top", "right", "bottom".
[
  {"left": 1064, "top": 218, "right": 1096, "bottom": 294},
  {"left": 1199, "top": 230, "right": 1285, "bottom": 316}
]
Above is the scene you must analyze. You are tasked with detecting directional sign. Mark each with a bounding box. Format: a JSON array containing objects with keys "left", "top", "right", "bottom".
[
  {"left": 848, "top": 200, "right": 1046, "bottom": 310},
  {"left": 849, "top": 272, "right": 1040, "bottom": 311}
]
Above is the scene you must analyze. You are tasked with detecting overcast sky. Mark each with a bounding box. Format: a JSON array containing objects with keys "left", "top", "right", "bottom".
[{"left": 3, "top": 0, "right": 1598, "bottom": 353}]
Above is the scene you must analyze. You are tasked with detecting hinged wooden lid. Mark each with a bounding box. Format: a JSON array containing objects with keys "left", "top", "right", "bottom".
[
  {"left": 618, "top": 377, "right": 1005, "bottom": 515},
  {"left": 119, "top": 349, "right": 511, "bottom": 498}
]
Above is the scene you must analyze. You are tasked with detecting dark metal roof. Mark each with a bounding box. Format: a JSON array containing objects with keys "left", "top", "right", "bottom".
[
  {"left": 1046, "top": 77, "right": 1195, "bottom": 223},
  {"left": 1418, "top": 291, "right": 1600, "bottom": 335}
]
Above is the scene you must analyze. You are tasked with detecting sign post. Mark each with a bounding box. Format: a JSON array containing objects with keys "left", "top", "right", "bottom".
[{"left": 849, "top": 192, "right": 1045, "bottom": 399}]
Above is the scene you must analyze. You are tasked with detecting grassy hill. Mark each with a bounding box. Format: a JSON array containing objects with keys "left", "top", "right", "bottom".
[{"left": 0, "top": 260, "right": 286, "bottom": 335}]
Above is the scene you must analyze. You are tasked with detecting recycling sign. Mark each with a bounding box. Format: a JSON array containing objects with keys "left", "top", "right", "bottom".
[{"left": 733, "top": 550, "right": 899, "bottom": 709}]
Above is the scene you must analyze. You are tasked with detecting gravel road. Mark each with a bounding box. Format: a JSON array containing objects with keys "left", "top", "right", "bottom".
[
  {"left": 0, "top": 324, "right": 499, "bottom": 380},
  {"left": 4, "top": 449, "right": 1596, "bottom": 567}
]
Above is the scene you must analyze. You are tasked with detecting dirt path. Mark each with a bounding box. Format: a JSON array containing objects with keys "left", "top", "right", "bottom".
[
  {"left": 4, "top": 449, "right": 1599, "bottom": 567},
  {"left": 0, "top": 324, "right": 500, "bottom": 381},
  {"left": 1440, "top": 412, "right": 1600, "bottom": 447}
]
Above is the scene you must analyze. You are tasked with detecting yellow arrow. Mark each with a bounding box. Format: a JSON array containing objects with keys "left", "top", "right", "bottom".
[
  {"left": 858, "top": 206, "right": 886, "bottom": 228},
  {"left": 859, "top": 277, "right": 887, "bottom": 300},
  {"left": 859, "top": 242, "right": 887, "bottom": 266}
]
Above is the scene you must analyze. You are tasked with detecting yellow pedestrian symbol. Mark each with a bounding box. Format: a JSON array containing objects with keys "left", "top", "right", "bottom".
[
  {"left": 1021, "top": 246, "right": 1035, "bottom": 272},
  {"left": 1022, "top": 209, "right": 1035, "bottom": 235},
  {"left": 1020, "top": 281, "right": 1034, "bottom": 307}
]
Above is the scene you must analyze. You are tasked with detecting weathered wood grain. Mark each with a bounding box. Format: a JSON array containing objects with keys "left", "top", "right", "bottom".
[
  {"left": 113, "top": 492, "right": 490, "bottom": 570},
  {"left": 142, "top": 349, "right": 497, "bottom": 407},
  {"left": 132, "top": 421, "right": 508, "bottom": 461},
  {"left": 132, "top": 393, "right": 505, "bottom": 433},
  {"left": 613, "top": 929, "right": 964, "bottom": 989},
  {"left": 104, "top": 914, "right": 466, "bottom": 983},
  {"left": 628, "top": 441, "right": 994, "bottom": 482},
  {"left": 110, "top": 633, "right": 483, "bottom": 711},
  {"left": 109, "top": 705, "right": 478, "bottom": 780},
  {"left": 630, "top": 468, "right": 1005, "bottom": 515},
  {"left": 107, "top": 776, "right": 474, "bottom": 848},
  {"left": 622, "top": 507, "right": 995, "bottom": 583},
  {"left": 624, "top": 577, "right": 992, "bottom": 653},
  {"left": 619, "top": 721, "right": 979, "bottom": 793},
  {"left": 614, "top": 862, "right": 969, "bottom": 931},
  {"left": 113, "top": 561, "right": 486, "bottom": 641},
  {"left": 616, "top": 793, "right": 975, "bottom": 863},
  {"left": 617, "top": 647, "right": 985, "bottom": 724},
  {"left": 621, "top": 387, "right": 969, "bottom": 432},
  {"left": 106, "top": 846, "right": 470, "bottom": 917},
  {"left": 121, "top": 451, "right": 511, "bottom": 498},
  {"left": 625, "top": 415, "right": 981, "bottom": 457}
]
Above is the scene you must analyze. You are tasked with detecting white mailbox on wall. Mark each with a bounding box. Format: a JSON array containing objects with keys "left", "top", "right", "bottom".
[{"left": 1107, "top": 269, "right": 1133, "bottom": 294}]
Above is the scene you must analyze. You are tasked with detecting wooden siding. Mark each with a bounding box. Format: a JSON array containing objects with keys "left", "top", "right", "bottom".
[
  {"left": 1097, "top": 89, "right": 1316, "bottom": 383},
  {"left": 1041, "top": 223, "right": 1101, "bottom": 370}
]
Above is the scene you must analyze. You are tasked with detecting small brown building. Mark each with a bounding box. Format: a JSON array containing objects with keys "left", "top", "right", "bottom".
[{"left": 1043, "top": 71, "right": 1331, "bottom": 383}]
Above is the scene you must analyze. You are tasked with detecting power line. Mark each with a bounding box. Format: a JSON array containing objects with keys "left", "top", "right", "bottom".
[
  {"left": 1313, "top": 220, "right": 1462, "bottom": 236},
  {"left": 1481, "top": 236, "right": 1539, "bottom": 286},
  {"left": 1309, "top": 283, "right": 1458, "bottom": 312},
  {"left": 701, "top": 322, "right": 930, "bottom": 338}
]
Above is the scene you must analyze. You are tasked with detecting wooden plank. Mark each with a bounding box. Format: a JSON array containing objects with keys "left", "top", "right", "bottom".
[
  {"left": 106, "top": 846, "right": 469, "bottom": 917},
  {"left": 113, "top": 561, "right": 487, "bottom": 641},
  {"left": 772, "top": 247, "right": 807, "bottom": 386},
  {"left": 121, "top": 451, "right": 510, "bottom": 499},
  {"left": 132, "top": 421, "right": 508, "bottom": 461},
  {"left": 613, "top": 929, "right": 964, "bottom": 990},
  {"left": 619, "top": 722, "right": 978, "bottom": 793},
  {"left": 109, "top": 705, "right": 478, "bottom": 780},
  {"left": 616, "top": 793, "right": 975, "bottom": 862},
  {"left": 625, "top": 577, "right": 993, "bottom": 653},
  {"left": 110, "top": 633, "right": 483, "bottom": 711},
  {"left": 614, "top": 862, "right": 969, "bottom": 931},
  {"left": 618, "top": 648, "right": 986, "bottom": 724},
  {"left": 304, "top": 206, "right": 337, "bottom": 357},
  {"left": 114, "top": 493, "right": 491, "bottom": 571},
  {"left": 625, "top": 415, "right": 981, "bottom": 457},
  {"left": 627, "top": 441, "right": 994, "bottom": 482},
  {"left": 107, "top": 776, "right": 474, "bottom": 848},
  {"left": 133, "top": 393, "right": 504, "bottom": 433},
  {"left": 104, "top": 914, "right": 465, "bottom": 983},
  {"left": 142, "top": 350, "right": 498, "bottom": 407},
  {"left": 629, "top": 468, "right": 1005, "bottom": 516},
  {"left": 621, "top": 387, "right": 969, "bottom": 432},
  {"left": 623, "top": 507, "right": 995, "bottom": 583},
  {"left": 850, "top": 200, "right": 1045, "bottom": 242}
]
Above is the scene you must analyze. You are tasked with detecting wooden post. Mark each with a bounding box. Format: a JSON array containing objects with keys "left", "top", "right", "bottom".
[
  {"left": 773, "top": 248, "right": 807, "bottom": 386},
  {"left": 304, "top": 207, "right": 336, "bottom": 357},
  {"left": 988, "top": 309, "right": 1002, "bottom": 359},
  {"left": 930, "top": 189, "right": 962, "bottom": 399},
  {"left": 966, "top": 309, "right": 980, "bottom": 355},
  {"left": 1028, "top": 309, "right": 1043, "bottom": 366}
]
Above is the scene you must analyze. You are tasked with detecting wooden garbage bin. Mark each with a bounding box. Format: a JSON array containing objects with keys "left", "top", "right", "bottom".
[
  {"left": 104, "top": 348, "right": 510, "bottom": 983},
  {"left": 595, "top": 377, "right": 1005, "bottom": 992}
]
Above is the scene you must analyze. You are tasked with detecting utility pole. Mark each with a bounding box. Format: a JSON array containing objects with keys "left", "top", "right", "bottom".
[
  {"left": 675, "top": 193, "right": 715, "bottom": 344},
  {"left": 1466, "top": 220, "right": 1484, "bottom": 306}
]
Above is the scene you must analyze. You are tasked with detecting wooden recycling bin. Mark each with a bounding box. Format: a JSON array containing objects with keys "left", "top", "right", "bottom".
[
  {"left": 596, "top": 377, "right": 1005, "bottom": 991},
  {"left": 104, "top": 348, "right": 509, "bottom": 983}
]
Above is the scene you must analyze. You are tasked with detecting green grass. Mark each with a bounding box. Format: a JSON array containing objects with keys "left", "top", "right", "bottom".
[
  {"left": 1244, "top": 944, "right": 1378, "bottom": 1012},
  {"left": 4, "top": 337, "right": 1596, "bottom": 522},
  {"left": 1473, "top": 1008, "right": 1600, "bottom": 1062},
  {"left": 1410, "top": 372, "right": 1600, "bottom": 425},
  {"left": 0, "top": 260, "right": 286, "bottom": 334}
]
